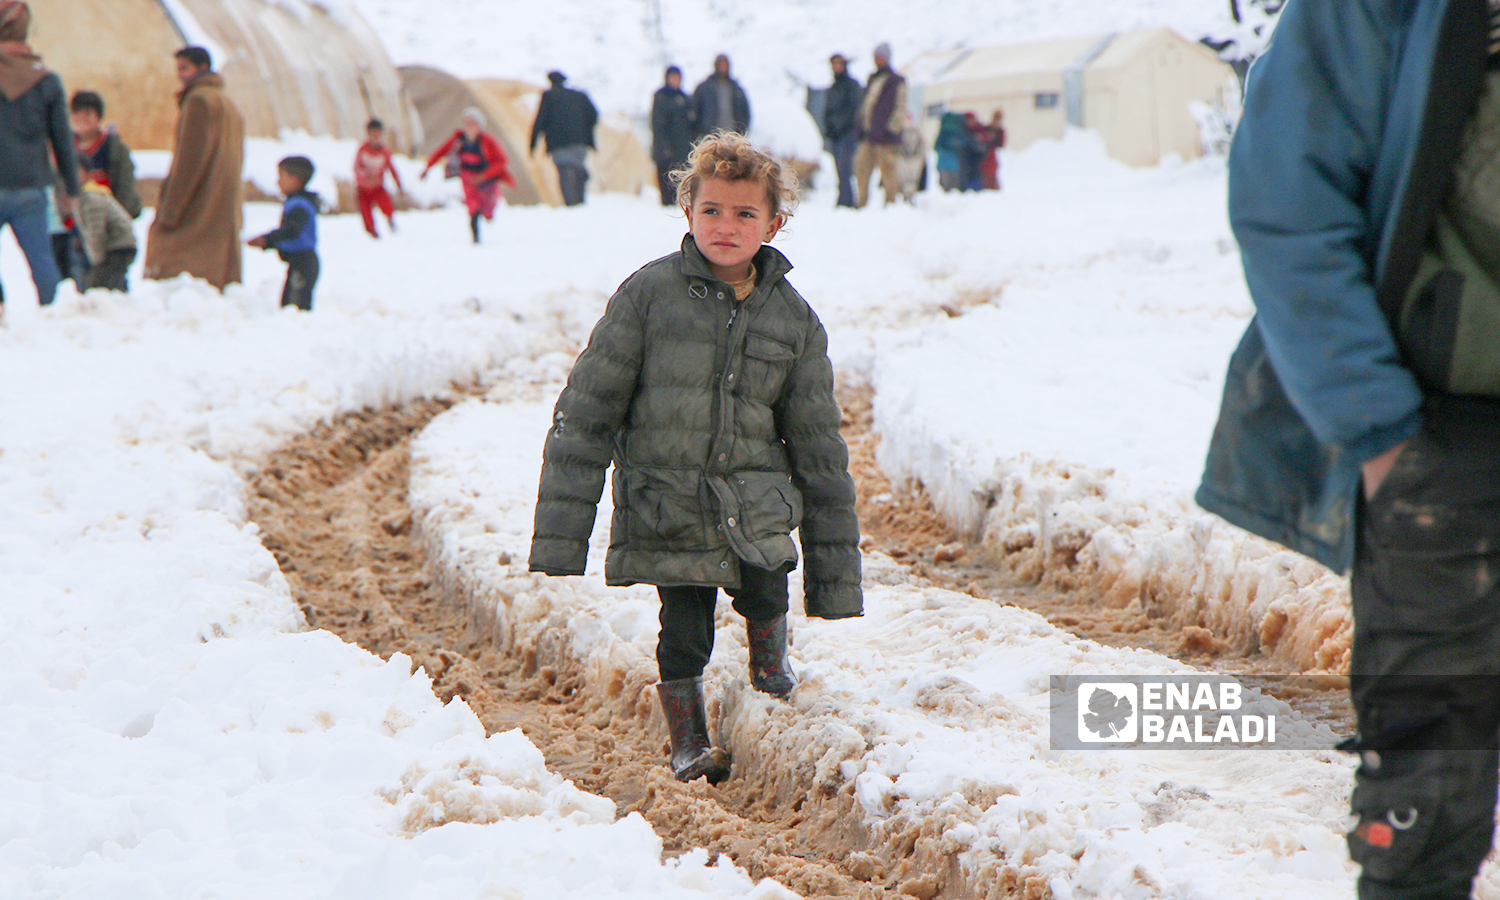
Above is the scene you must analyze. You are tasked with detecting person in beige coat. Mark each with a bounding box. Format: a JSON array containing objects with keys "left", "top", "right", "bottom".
[{"left": 144, "top": 46, "right": 244, "bottom": 292}]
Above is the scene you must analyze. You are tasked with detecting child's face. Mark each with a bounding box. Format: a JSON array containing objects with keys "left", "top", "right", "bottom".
[
  {"left": 684, "top": 177, "right": 782, "bottom": 282},
  {"left": 71, "top": 109, "right": 101, "bottom": 137},
  {"left": 276, "top": 169, "right": 302, "bottom": 196},
  {"left": 368, "top": 127, "right": 384, "bottom": 144}
]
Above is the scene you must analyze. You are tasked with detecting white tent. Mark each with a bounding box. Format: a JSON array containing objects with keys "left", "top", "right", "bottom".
[{"left": 912, "top": 28, "right": 1238, "bottom": 166}]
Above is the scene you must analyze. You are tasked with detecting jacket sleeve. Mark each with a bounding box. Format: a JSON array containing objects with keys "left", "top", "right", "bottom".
[
  {"left": 776, "top": 318, "right": 862, "bottom": 618},
  {"left": 257, "top": 204, "right": 309, "bottom": 250},
  {"left": 530, "top": 95, "right": 551, "bottom": 151},
  {"left": 1229, "top": 0, "right": 1423, "bottom": 463},
  {"left": 155, "top": 93, "right": 217, "bottom": 230},
  {"left": 478, "top": 133, "right": 516, "bottom": 187},
  {"left": 107, "top": 135, "right": 142, "bottom": 218},
  {"left": 47, "top": 78, "right": 80, "bottom": 197},
  {"left": 424, "top": 132, "right": 459, "bottom": 171},
  {"left": 529, "top": 287, "right": 646, "bottom": 575}
]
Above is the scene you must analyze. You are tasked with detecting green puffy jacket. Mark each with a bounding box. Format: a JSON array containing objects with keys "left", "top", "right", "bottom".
[{"left": 529, "top": 236, "right": 863, "bottom": 619}]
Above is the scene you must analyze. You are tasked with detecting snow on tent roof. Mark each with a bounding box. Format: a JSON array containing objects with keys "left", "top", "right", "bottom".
[{"left": 29, "top": 0, "right": 417, "bottom": 153}]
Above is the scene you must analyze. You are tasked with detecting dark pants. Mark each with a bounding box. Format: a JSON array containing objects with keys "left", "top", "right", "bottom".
[
  {"left": 551, "top": 144, "right": 589, "bottom": 207},
  {"left": 656, "top": 564, "right": 789, "bottom": 681},
  {"left": 830, "top": 133, "right": 858, "bottom": 208},
  {"left": 280, "top": 250, "right": 319, "bottom": 311},
  {"left": 1347, "top": 395, "right": 1500, "bottom": 899},
  {"left": 656, "top": 162, "right": 679, "bottom": 206},
  {"left": 86, "top": 247, "right": 135, "bottom": 292}
]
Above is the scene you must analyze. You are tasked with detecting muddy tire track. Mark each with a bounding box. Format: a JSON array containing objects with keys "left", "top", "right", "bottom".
[{"left": 246, "top": 384, "right": 1350, "bottom": 900}]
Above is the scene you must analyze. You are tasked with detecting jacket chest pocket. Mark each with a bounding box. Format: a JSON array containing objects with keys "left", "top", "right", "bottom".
[{"left": 739, "top": 334, "right": 797, "bottom": 400}]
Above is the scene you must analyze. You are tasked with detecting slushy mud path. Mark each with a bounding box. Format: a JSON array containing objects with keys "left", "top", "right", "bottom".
[
  {"left": 245, "top": 395, "right": 929, "bottom": 900},
  {"left": 838, "top": 384, "right": 1355, "bottom": 736},
  {"left": 246, "top": 384, "right": 1351, "bottom": 900}
]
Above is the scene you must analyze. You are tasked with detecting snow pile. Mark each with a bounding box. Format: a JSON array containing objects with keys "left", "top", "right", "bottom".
[
  {"left": 0, "top": 206, "right": 799, "bottom": 898},
  {"left": 408, "top": 393, "right": 1359, "bottom": 899}
]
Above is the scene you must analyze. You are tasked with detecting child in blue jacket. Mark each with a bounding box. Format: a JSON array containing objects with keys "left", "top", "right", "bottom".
[{"left": 248, "top": 156, "right": 319, "bottom": 311}]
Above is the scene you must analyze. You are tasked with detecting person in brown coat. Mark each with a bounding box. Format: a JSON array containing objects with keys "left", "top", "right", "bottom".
[{"left": 144, "top": 46, "right": 244, "bottom": 292}]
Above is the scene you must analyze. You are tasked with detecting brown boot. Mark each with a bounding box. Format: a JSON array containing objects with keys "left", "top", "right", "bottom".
[
  {"left": 746, "top": 615, "right": 797, "bottom": 698},
  {"left": 656, "top": 677, "right": 731, "bottom": 783}
]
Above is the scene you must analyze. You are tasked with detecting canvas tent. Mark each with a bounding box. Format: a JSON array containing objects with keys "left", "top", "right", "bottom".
[
  {"left": 912, "top": 28, "right": 1237, "bottom": 167},
  {"left": 29, "top": 0, "right": 417, "bottom": 152},
  {"left": 402, "top": 66, "right": 653, "bottom": 208}
]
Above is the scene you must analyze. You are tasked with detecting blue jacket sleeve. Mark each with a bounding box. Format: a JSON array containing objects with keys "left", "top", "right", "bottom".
[{"left": 1229, "top": 0, "right": 1424, "bottom": 463}]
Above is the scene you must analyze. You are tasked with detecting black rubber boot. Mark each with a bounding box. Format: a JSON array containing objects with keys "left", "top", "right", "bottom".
[
  {"left": 470, "top": 212, "right": 481, "bottom": 243},
  {"left": 656, "top": 677, "right": 731, "bottom": 783},
  {"left": 747, "top": 615, "right": 797, "bottom": 698}
]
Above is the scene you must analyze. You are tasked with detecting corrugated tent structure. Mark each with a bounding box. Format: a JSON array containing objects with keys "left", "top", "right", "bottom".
[
  {"left": 29, "top": 0, "right": 417, "bottom": 152},
  {"left": 403, "top": 65, "right": 653, "bottom": 208},
  {"left": 912, "top": 28, "right": 1237, "bottom": 166}
]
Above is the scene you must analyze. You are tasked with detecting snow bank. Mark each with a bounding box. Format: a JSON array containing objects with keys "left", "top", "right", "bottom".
[
  {"left": 0, "top": 203, "right": 798, "bottom": 898},
  {"left": 408, "top": 394, "right": 1360, "bottom": 899}
]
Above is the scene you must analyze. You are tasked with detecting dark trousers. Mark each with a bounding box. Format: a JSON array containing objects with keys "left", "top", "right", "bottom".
[
  {"left": 656, "top": 564, "right": 789, "bottom": 681},
  {"left": 280, "top": 250, "right": 319, "bottom": 311},
  {"left": 85, "top": 247, "right": 135, "bottom": 292},
  {"left": 1347, "top": 395, "right": 1500, "bottom": 899},
  {"left": 830, "top": 133, "right": 858, "bottom": 208},
  {"left": 656, "top": 163, "right": 678, "bottom": 206}
]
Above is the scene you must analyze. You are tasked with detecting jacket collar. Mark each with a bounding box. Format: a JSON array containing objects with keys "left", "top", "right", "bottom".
[
  {"left": 679, "top": 234, "right": 792, "bottom": 288},
  {"left": 177, "top": 71, "right": 223, "bottom": 106}
]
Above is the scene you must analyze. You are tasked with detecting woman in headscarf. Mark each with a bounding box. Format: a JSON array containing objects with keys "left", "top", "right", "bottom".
[
  {"left": 421, "top": 107, "right": 516, "bottom": 244},
  {"left": 0, "top": 0, "right": 79, "bottom": 312}
]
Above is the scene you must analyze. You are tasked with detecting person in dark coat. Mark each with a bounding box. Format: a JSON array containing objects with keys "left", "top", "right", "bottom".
[
  {"left": 822, "top": 54, "right": 862, "bottom": 208},
  {"left": 650, "top": 65, "right": 694, "bottom": 206},
  {"left": 0, "top": 0, "right": 79, "bottom": 310},
  {"left": 529, "top": 71, "right": 598, "bottom": 207},
  {"left": 530, "top": 133, "right": 862, "bottom": 786},
  {"left": 1196, "top": 1, "right": 1500, "bottom": 895},
  {"left": 691, "top": 54, "right": 750, "bottom": 138}
]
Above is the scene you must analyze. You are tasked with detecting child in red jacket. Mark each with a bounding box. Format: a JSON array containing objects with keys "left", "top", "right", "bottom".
[
  {"left": 421, "top": 108, "right": 516, "bottom": 244},
  {"left": 353, "top": 118, "right": 403, "bottom": 238}
]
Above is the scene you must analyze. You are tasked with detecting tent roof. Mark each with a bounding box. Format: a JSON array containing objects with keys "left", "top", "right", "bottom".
[{"left": 926, "top": 28, "right": 1216, "bottom": 84}]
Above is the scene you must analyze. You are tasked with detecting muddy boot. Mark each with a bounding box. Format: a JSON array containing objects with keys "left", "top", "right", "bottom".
[
  {"left": 656, "top": 677, "right": 731, "bottom": 783},
  {"left": 747, "top": 615, "right": 797, "bottom": 698}
]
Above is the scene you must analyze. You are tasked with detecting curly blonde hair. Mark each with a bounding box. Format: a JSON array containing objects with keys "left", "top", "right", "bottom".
[{"left": 672, "top": 132, "right": 799, "bottom": 220}]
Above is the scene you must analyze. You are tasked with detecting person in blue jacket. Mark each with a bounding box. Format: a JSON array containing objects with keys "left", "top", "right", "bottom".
[
  {"left": 248, "top": 156, "right": 318, "bottom": 311},
  {"left": 1197, "top": 0, "right": 1500, "bottom": 895}
]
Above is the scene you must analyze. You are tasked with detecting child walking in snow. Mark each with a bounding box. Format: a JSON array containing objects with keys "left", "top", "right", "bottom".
[
  {"left": 421, "top": 108, "right": 515, "bottom": 244},
  {"left": 529, "top": 133, "right": 863, "bottom": 784},
  {"left": 247, "top": 156, "right": 319, "bottom": 311},
  {"left": 353, "top": 118, "right": 403, "bottom": 238}
]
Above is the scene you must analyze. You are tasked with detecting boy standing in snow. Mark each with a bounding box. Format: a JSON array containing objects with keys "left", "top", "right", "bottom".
[
  {"left": 353, "top": 118, "right": 402, "bottom": 238},
  {"left": 73, "top": 159, "right": 136, "bottom": 291},
  {"left": 529, "top": 133, "right": 863, "bottom": 784},
  {"left": 247, "top": 156, "right": 318, "bottom": 311}
]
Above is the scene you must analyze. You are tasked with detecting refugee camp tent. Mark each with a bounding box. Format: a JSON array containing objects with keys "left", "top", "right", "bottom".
[
  {"left": 912, "top": 28, "right": 1237, "bottom": 166},
  {"left": 29, "top": 0, "right": 417, "bottom": 152},
  {"left": 403, "top": 66, "right": 654, "bottom": 208}
]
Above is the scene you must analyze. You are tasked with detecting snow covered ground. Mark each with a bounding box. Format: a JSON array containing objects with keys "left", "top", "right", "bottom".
[{"left": 1, "top": 124, "right": 1410, "bottom": 897}]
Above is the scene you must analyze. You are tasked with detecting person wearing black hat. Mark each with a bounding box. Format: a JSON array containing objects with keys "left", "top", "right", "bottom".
[
  {"left": 529, "top": 71, "right": 599, "bottom": 207},
  {"left": 650, "top": 65, "right": 694, "bottom": 205}
]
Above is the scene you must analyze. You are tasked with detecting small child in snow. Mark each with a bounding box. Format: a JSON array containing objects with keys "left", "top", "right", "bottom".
[
  {"left": 420, "top": 108, "right": 515, "bottom": 244},
  {"left": 74, "top": 159, "right": 137, "bottom": 292},
  {"left": 529, "top": 133, "right": 864, "bottom": 784},
  {"left": 248, "top": 156, "right": 319, "bottom": 311},
  {"left": 354, "top": 118, "right": 403, "bottom": 238}
]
